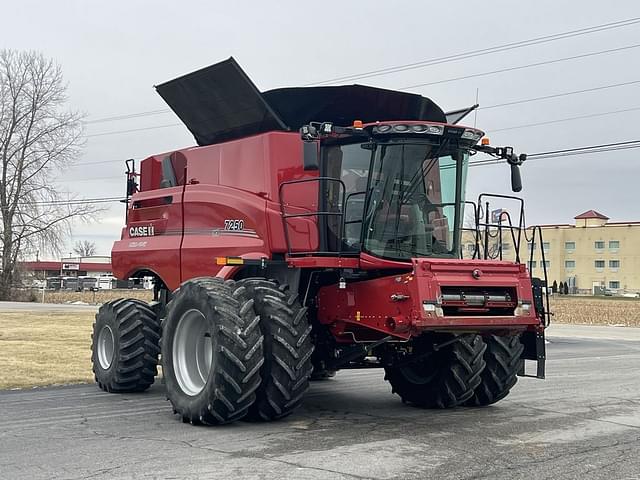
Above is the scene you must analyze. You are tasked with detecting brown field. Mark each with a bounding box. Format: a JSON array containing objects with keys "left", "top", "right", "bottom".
[
  {"left": 31, "top": 288, "right": 153, "bottom": 305},
  {"left": 1, "top": 295, "right": 639, "bottom": 390},
  {"left": 550, "top": 295, "right": 640, "bottom": 326}
]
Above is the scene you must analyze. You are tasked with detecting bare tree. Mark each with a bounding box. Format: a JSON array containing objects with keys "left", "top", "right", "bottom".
[
  {"left": 73, "top": 240, "right": 97, "bottom": 257},
  {"left": 0, "top": 50, "right": 93, "bottom": 299}
]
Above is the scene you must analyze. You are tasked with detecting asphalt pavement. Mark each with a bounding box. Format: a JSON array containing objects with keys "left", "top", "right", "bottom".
[{"left": 2, "top": 329, "right": 640, "bottom": 479}]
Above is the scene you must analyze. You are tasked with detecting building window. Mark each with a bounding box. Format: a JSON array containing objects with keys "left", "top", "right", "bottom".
[
  {"left": 594, "top": 260, "right": 605, "bottom": 270},
  {"left": 467, "top": 244, "right": 475, "bottom": 252},
  {"left": 542, "top": 260, "right": 550, "bottom": 268},
  {"left": 565, "top": 260, "right": 576, "bottom": 269},
  {"left": 502, "top": 243, "right": 511, "bottom": 251},
  {"left": 609, "top": 260, "right": 620, "bottom": 269},
  {"left": 542, "top": 242, "right": 550, "bottom": 252},
  {"left": 528, "top": 260, "right": 536, "bottom": 269},
  {"left": 527, "top": 242, "right": 536, "bottom": 251},
  {"left": 609, "top": 281, "right": 620, "bottom": 289},
  {"left": 565, "top": 241, "right": 575, "bottom": 250},
  {"left": 594, "top": 241, "right": 605, "bottom": 250},
  {"left": 609, "top": 240, "right": 620, "bottom": 250}
]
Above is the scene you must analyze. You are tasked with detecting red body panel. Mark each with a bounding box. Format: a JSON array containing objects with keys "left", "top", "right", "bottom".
[
  {"left": 317, "top": 258, "right": 539, "bottom": 342},
  {"left": 112, "top": 131, "right": 319, "bottom": 290}
]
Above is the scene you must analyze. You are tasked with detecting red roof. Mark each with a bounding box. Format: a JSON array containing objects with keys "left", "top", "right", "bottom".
[
  {"left": 20, "top": 261, "right": 112, "bottom": 272},
  {"left": 574, "top": 210, "right": 609, "bottom": 220}
]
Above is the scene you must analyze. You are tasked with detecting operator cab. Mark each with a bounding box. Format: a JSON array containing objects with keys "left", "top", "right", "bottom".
[{"left": 309, "top": 121, "right": 484, "bottom": 261}]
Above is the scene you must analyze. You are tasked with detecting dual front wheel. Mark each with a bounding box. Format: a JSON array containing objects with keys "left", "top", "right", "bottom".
[
  {"left": 384, "top": 333, "right": 524, "bottom": 408},
  {"left": 91, "top": 277, "right": 314, "bottom": 424}
]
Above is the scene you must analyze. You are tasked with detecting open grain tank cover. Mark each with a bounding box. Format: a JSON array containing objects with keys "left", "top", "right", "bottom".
[{"left": 156, "top": 57, "right": 446, "bottom": 146}]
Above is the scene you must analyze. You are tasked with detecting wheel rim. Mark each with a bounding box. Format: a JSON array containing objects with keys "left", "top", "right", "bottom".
[
  {"left": 97, "top": 325, "right": 115, "bottom": 370},
  {"left": 172, "top": 309, "right": 213, "bottom": 396}
]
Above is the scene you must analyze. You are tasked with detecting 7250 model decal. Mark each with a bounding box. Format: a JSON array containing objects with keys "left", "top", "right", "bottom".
[{"left": 224, "top": 219, "right": 245, "bottom": 231}]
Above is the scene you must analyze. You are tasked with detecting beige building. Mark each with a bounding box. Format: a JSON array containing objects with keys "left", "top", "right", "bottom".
[{"left": 463, "top": 210, "right": 640, "bottom": 295}]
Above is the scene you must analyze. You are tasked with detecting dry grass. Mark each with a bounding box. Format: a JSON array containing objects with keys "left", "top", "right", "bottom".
[
  {"left": 550, "top": 296, "right": 640, "bottom": 326},
  {"left": 1, "top": 294, "right": 639, "bottom": 390},
  {"left": 0, "top": 311, "right": 95, "bottom": 389},
  {"left": 37, "top": 289, "right": 153, "bottom": 305}
]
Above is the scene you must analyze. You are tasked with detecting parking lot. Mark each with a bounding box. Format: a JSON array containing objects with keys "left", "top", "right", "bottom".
[{"left": 2, "top": 328, "right": 640, "bottom": 480}]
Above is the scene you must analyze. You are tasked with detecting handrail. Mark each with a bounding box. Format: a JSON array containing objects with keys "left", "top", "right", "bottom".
[
  {"left": 472, "top": 192, "right": 551, "bottom": 327},
  {"left": 528, "top": 225, "right": 552, "bottom": 327},
  {"left": 278, "top": 177, "right": 346, "bottom": 255}
]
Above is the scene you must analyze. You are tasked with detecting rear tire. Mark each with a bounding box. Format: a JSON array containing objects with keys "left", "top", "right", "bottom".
[
  {"left": 466, "top": 334, "right": 524, "bottom": 406},
  {"left": 384, "top": 333, "right": 486, "bottom": 408},
  {"left": 91, "top": 298, "right": 160, "bottom": 393},
  {"left": 161, "top": 278, "right": 264, "bottom": 425},
  {"left": 238, "top": 278, "right": 314, "bottom": 421}
]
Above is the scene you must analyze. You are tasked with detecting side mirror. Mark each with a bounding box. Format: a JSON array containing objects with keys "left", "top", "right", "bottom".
[
  {"left": 302, "top": 141, "right": 319, "bottom": 171},
  {"left": 510, "top": 164, "right": 522, "bottom": 192},
  {"left": 509, "top": 153, "right": 526, "bottom": 192}
]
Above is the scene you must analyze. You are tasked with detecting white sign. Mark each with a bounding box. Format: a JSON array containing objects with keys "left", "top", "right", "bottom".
[{"left": 63, "top": 263, "right": 80, "bottom": 270}]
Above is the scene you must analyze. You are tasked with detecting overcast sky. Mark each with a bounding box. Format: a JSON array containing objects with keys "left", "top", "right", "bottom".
[{"left": 2, "top": 1, "right": 640, "bottom": 257}]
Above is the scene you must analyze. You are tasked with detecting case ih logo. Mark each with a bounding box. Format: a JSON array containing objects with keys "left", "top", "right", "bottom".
[{"left": 129, "top": 225, "right": 155, "bottom": 237}]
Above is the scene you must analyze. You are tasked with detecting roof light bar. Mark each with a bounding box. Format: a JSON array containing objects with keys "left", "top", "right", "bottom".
[{"left": 373, "top": 123, "right": 445, "bottom": 135}]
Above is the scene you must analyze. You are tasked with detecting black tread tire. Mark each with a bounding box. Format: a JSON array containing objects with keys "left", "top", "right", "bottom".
[
  {"left": 162, "top": 277, "right": 264, "bottom": 425},
  {"left": 238, "top": 278, "right": 314, "bottom": 421},
  {"left": 384, "top": 334, "right": 486, "bottom": 408},
  {"left": 466, "top": 334, "right": 524, "bottom": 406},
  {"left": 91, "top": 298, "right": 160, "bottom": 393}
]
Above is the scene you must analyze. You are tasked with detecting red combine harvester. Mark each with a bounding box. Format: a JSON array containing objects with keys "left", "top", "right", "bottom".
[{"left": 91, "top": 58, "right": 550, "bottom": 424}]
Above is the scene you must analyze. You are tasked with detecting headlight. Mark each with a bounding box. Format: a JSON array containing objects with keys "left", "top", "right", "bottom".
[
  {"left": 514, "top": 301, "right": 532, "bottom": 316},
  {"left": 462, "top": 129, "right": 483, "bottom": 141},
  {"left": 422, "top": 302, "right": 444, "bottom": 316},
  {"left": 425, "top": 125, "right": 444, "bottom": 135},
  {"left": 375, "top": 124, "right": 392, "bottom": 133}
]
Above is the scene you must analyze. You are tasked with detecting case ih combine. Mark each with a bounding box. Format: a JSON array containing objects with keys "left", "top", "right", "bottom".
[{"left": 91, "top": 58, "right": 549, "bottom": 424}]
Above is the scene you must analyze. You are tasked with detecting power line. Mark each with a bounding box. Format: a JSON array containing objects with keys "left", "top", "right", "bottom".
[
  {"left": 83, "top": 77, "right": 640, "bottom": 136},
  {"left": 487, "top": 106, "right": 640, "bottom": 133},
  {"left": 65, "top": 176, "right": 121, "bottom": 182},
  {"left": 528, "top": 140, "right": 640, "bottom": 157},
  {"left": 81, "top": 17, "right": 640, "bottom": 127},
  {"left": 402, "top": 43, "right": 640, "bottom": 90},
  {"left": 40, "top": 140, "right": 640, "bottom": 205},
  {"left": 78, "top": 101, "right": 640, "bottom": 170},
  {"left": 84, "top": 109, "right": 170, "bottom": 125},
  {"left": 18, "top": 196, "right": 125, "bottom": 207},
  {"left": 469, "top": 140, "right": 640, "bottom": 167},
  {"left": 308, "top": 17, "right": 640, "bottom": 85},
  {"left": 84, "top": 123, "right": 182, "bottom": 138},
  {"left": 80, "top": 43, "right": 640, "bottom": 141},
  {"left": 480, "top": 79, "right": 640, "bottom": 110}
]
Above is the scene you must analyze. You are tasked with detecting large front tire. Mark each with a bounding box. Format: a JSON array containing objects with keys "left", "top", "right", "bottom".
[
  {"left": 384, "top": 334, "right": 486, "bottom": 408},
  {"left": 238, "top": 278, "right": 314, "bottom": 421},
  {"left": 465, "top": 334, "right": 524, "bottom": 406},
  {"left": 91, "top": 298, "right": 160, "bottom": 393},
  {"left": 161, "top": 278, "right": 264, "bottom": 425}
]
